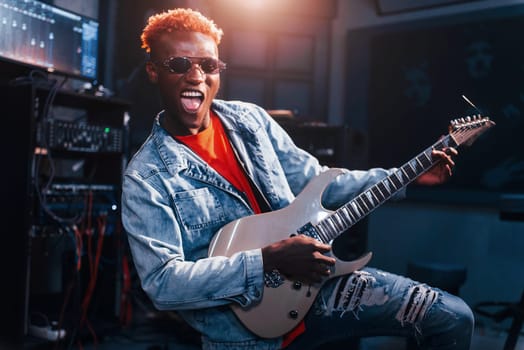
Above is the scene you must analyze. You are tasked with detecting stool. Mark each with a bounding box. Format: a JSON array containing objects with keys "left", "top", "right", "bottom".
[
  {"left": 474, "top": 289, "right": 524, "bottom": 350},
  {"left": 407, "top": 261, "right": 467, "bottom": 296}
]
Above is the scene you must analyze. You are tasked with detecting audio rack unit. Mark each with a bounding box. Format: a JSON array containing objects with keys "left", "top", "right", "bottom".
[
  {"left": 34, "top": 183, "right": 119, "bottom": 229},
  {"left": 37, "top": 119, "right": 123, "bottom": 153}
]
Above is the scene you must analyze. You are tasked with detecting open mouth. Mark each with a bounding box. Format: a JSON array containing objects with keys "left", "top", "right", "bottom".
[{"left": 180, "top": 90, "right": 204, "bottom": 114}]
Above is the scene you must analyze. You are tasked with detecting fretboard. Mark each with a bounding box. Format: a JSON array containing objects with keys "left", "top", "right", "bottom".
[{"left": 312, "top": 135, "right": 457, "bottom": 243}]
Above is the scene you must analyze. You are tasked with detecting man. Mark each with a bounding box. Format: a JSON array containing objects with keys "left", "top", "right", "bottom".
[{"left": 121, "top": 8, "right": 474, "bottom": 350}]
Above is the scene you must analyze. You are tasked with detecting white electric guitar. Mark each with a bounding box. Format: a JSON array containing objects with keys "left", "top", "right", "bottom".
[{"left": 208, "top": 115, "right": 494, "bottom": 338}]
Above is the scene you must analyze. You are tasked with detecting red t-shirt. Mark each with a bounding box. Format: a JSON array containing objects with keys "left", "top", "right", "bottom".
[
  {"left": 176, "top": 110, "right": 304, "bottom": 347},
  {"left": 176, "top": 111, "right": 262, "bottom": 214}
]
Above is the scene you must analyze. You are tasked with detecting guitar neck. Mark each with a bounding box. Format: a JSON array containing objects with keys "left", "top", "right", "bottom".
[{"left": 312, "top": 135, "right": 458, "bottom": 243}]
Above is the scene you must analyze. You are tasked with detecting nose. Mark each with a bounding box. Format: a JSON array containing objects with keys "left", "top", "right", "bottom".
[{"left": 184, "top": 64, "right": 205, "bottom": 83}]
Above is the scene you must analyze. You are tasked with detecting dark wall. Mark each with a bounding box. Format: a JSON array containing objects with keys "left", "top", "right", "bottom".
[
  {"left": 111, "top": 1, "right": 186, "bottom": 153},
  {"left": 347, "top": 5, "right": 524, "bottom": 201}
]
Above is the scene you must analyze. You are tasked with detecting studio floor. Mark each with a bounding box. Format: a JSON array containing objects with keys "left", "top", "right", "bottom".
[
  {"left": 22, "top": 289, "right": 524, "bottom": 350},
  {"left": 24, "top": 312, "right": 524, "bottom": 350},
  {"left": 78, "top": 333, "right": 524, "bottom": 350}
]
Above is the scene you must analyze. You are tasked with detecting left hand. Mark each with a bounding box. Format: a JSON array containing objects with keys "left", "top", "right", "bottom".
[{"left": 415, "top": 147, "right": 458, "bottom": 186}]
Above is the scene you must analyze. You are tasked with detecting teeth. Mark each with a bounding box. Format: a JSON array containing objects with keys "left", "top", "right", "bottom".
[{"left": 181, "top": 91, "right": 203, "bottom": 98}]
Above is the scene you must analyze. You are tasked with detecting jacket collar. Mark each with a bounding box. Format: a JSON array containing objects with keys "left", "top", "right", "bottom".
[{"left": 150, "top": 99, "right": 261, "bottom": 177}]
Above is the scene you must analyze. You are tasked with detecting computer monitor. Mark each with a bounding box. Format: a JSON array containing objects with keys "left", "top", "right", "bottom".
[{"left": 0, "top": 0, "right": 99, "bottom": 81}]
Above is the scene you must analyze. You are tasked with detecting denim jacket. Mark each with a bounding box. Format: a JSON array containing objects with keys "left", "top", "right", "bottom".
[{"left": 121, "top": 100, "right": 404, "bottom": 349}]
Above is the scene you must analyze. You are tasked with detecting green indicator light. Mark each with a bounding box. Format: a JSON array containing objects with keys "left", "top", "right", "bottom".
[{"left": 104, "top": 127, "right": 110, "bottom": 133}]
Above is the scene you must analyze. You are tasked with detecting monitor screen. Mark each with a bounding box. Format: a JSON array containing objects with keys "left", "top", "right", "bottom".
[{"left": 0, "top": 0, "right": 99, "bottom": 81}]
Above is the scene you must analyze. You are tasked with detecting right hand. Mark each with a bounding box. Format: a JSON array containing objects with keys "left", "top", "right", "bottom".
[{"left": 261, "top": 234, "right": 335, "bottom": 285}]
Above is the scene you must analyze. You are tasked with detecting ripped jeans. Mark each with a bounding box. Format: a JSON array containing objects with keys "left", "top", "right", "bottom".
[{"left": 285, "top": 267, "right": 474, "bottom": 350}]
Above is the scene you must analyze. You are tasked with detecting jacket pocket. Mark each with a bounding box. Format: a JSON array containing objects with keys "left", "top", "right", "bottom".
[{"left": 171, "top": 187, "right": 227, "bottom": 230}]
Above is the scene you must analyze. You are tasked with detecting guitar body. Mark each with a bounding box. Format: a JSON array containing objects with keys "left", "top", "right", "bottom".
[{"left": 208, "top": 168, "right": 373, "bottom": 338}]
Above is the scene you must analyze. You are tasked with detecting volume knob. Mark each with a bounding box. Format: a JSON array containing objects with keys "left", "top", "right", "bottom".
[{"left": 289, "top": 310, "right": 298, "bottom": 319}]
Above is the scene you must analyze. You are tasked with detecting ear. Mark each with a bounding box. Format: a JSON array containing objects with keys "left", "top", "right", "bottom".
[{"left": 146, "top": 61, "right": 158, "bottom": 83}]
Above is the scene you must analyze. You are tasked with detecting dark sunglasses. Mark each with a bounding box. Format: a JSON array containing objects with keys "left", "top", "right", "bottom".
[{"left": 157, "top": 56, "right": 226, "bottom": 74}]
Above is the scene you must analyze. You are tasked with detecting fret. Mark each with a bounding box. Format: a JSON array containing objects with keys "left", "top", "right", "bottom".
[
  {"left": 404, "top": 163, "right": 417, "bottom": 178},
  {"left": 360, "top": 192, "right": 375, "bottom": 211},
  {"left": 407, "top": 160, "right": 417, "bottom": 173},
  {"left": 339, "top": 205, "right": 351, "bottom": 223},
  {"left": 332, "top": 214, "right": 347, "bottom": 232},
  {"left": 344, "top": 206, "right": 355, "bottom": 223},
  {"left": 402, "top": 169, "right": 409, "bottom": 181},
  {"left": 378, "top": 181, "right": 391, "bottom": 197},
  {"left": 338, "top": 208, "right": 353, "bottom": 227},
  {"left": 354, "top": 199, "right": 365, "bottom": 215},
  {"left": 344, "top": 204, "right": 358, "bottom": 222},
  {"left": 409, "top": 157, "right": 424, "bottom": 173},
  {"left": 384, "top": 178, "right": 394, "bottom": 192},
  {"left": 350, "top": 201, "right": 362, "bottom": 219},
  {"left": 315, "top": 224, "right": 329, "bottom": 242},
  {"left": 390, "top": 173, "right": 403, "bottom": 189},
  {"left": 374, "top": 185, "right": 386, "bottom": 201},
  {"left": 325, "top": 217, "right": 336, "bottom": 234},
  {"left": 397, "top": 169, "right": 408, "bottom": 184},
  {"left": 362, "top": 192, "right": 374, "bottom": 210},
  {"left": 400, "top": 167, "right": 412, "bottom": 181},
  {"left": 322, "top": 224, "right": 338, "bottom": 243},
  {"left": 324, "top": 218, "right": 337, "bottom": 236},
  {"left": 415, "top": 156, "right": 425, "bottom": 170},
  {"left": 420, "top": 150, "right": 433, "bottom": 167},
  {"left": 355, "top": 196, "right": 369, "bottom": 213},
  {"left": 314, "top": 222, "right": 324, "bottom": 241},
  {"left": 319, "top": 225, "right": 332, "bottom": 242},
  {"left": 434, "top": 140, "right": 445, "bottom": 150},
  {"left": 355, "top": 196, "right": 369, "bottom": 215},
  {"left": 370, "top": 187, "right": 383, "bottom": 202},
  {"left": 365, "top": 190, "right": 376, "bottom": 206}
]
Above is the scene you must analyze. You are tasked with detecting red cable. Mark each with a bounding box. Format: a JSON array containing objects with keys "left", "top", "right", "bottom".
[
  {"left": 87, "top": 191, "right": 94, "bottom": 276},
  {"left": 120, "top": 253, "right": 132, "bottom": 326},
  {"left": 80, "top": 215, "right": 106, "bottom": 326},
  {"left": 74, "top": 225, "right": 82, "bottom": 272}
]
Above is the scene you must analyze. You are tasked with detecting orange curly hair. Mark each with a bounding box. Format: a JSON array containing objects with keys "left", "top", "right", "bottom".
[{"left": 141, "top": 8, "right": 223, "bottom": 54}]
